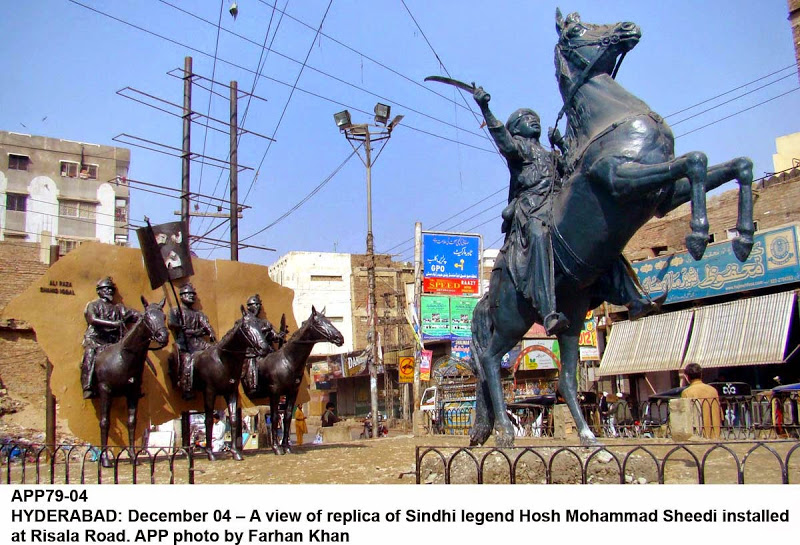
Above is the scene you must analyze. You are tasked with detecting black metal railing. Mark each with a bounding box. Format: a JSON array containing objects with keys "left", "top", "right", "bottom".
[
  {"left": 416, "top": 441, "right": 800, "bottom": 484},
  {"left": 1, "top": 443, "right": 196, "bottom": 485}
]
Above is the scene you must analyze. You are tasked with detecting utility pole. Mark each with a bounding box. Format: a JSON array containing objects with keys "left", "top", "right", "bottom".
[
  {"left": 181, "top": 57, "right": 192, "bottom": 234},
  {"left": 230, "top": 80, "right": 239, "bottom": 261},
  {"left": 413, "top": 221, "right": 422, "bottom": 434},
  {"left": 334, "top": 104, "right": 403, "bottom": 438}
]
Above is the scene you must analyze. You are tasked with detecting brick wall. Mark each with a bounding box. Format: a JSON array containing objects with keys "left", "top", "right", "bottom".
[
  {"left": 0, "top": 241, "right": 49, "bottom": 409},
  {"left": 624, "top": 170, "right": 800, "bottom": 261},
  {"left": 0, "top": 329, "right": 46, "bottom": 401},
  {"left": 0, "top": 241, "right": 48, "bottom": 315}
]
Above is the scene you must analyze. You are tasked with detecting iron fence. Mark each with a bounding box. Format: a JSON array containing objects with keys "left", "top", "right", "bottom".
[
  {"left": 416, "top": 440, "right": 800, "bottom": 484},
  {"left": 1, "top": 443, "right": 196, "bottom": 484}
]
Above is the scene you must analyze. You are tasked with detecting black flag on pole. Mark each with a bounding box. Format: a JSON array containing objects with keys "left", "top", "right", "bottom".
[{"left": 136, "top": 220, "right": 194, "bottom": 289}]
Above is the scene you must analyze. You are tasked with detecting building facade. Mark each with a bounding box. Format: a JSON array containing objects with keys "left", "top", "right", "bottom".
[{"left": 0, "top": 131, "right": 131, "bottom": 260}]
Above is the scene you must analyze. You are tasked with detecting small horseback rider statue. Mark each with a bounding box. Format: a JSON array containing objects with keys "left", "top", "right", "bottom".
[
  {"left": 241, "top": 293, "right": 285, "bottom": 392},
  {"left": 169, "top": 283, "right": 216, "bottom": 400},
  {"left": 81, "top": 277, "right": 141, "bottom": 399}
]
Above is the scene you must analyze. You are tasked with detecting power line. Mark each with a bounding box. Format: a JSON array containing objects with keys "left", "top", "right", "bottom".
[
  {"left": 239, "top": 147, "right": 359, "bottom": 243},
  {"left": 242, "top": 0, "right": 334, "bottom": 205},
  {"left": 670, "top": 73, "right": 796, "bottom": 127},
  {"left": 194, "top": 0, "right": 226, "bottom": 201},
  {"left": 252, "top": 0, "right": 476, "bottom": 114},
  {"left": 665, "top": 64, "right": 796, "bottom": 118},
  {"left": 676, "top": 86, "right": 800, "bottom": 139}
]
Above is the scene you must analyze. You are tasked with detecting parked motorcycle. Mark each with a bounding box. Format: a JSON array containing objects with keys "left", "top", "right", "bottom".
[{"left": 360, "top": 412, "right": 388, "bottom": 439}]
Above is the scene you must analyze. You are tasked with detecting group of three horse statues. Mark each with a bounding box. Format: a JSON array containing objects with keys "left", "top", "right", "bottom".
[
  {"left": 88, "top": 8, "right": 756, "bottom": 464},
  {"left": 88, "top": 296, "right": 342, "bottom": 466}
]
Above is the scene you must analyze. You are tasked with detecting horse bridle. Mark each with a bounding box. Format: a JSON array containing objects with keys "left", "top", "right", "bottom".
[
  {"left": 293, "top": 316, "right": 335, "bottom": 344},
  {"left": 553, "top": 28, "right": 627, "bottom": 129},
  {"left": 141, "top": 306, "right": 167, "bottom": 349}
]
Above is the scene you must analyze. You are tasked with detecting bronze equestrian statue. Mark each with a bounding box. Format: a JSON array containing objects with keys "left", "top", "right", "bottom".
[
  {"left": 90, "top": 296, "right": 169, "bottom": 467},
  {"left": 467, "top": 10, "right": 754, "bottom": 447},
  {"left": 241, "top": 293, "right": 285, "bottom": 392},
  {"left": 168, "top": 283, "right": 216, "bottom": 400},
  {"left": 186, "top": 307, "right": 269, "bottom": 461},
  {"left": 243, "top": 307, "right": 344, "bottom": 455},
  {"left": 81, "top": 277, "right": 141, "bottom": 399}
]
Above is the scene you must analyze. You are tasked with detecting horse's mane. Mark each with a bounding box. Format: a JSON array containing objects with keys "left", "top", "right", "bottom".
[
  {"left": 218, "top": 317, "right": 244, "bottom": 346},
  {"left": 287, "top": 314, "right": 315, "bottom": 343}
]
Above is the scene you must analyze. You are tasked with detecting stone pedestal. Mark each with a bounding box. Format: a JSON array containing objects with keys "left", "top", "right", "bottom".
[
  {"left": 553, "top": 404, "right": 577, "bottom": 440},
  {"left": 320, "top": 422, "right": 353, "bottom": 443},
  {"left": 669, "top": 398, "right": 693, "bottom": 441}
]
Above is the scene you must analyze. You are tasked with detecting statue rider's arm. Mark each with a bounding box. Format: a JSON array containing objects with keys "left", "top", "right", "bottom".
[
  {"left": 199, "top": 315, "right": 216, "bottom": 342},
  {"left": 473, "top": 86, "right": 517, "bottom": 157},
  {"left": 84, "top": 302, "right": 122, "bottom": 329}
]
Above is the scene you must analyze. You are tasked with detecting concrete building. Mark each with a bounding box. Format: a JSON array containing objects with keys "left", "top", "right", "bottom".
[
  {"left": 269, "top": 251, "right": 415, "bottom": 418},
  {"left": 0, "top": 131, "right": 131, "bottom": 261},
  {"left": 268, "top": 251, "right": 355, "bottom": 357}
]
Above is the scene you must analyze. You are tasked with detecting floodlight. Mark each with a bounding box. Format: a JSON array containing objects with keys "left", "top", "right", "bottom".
[
  {"left": 333, "top": 110, "right": 352, "bottom": 130},
  {"left": 374, "top": 103, "right": 391, "bottom": 125},
  {"left": 388, "top": 115, "right": 404, "bottom": 132}
]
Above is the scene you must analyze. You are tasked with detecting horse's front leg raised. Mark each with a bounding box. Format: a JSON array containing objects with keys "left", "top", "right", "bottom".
[
  {"left": 226, "top": 395, "right": 243, "bottom": 461},
  {"left": 658, "top": 157, "right": 755, "bottom": 261},
  {"left": 592, "top": 151, "right": 710, "bottom": 259}
]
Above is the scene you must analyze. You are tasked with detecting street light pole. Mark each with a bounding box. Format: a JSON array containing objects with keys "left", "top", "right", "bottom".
[
  {"left": 364, "top": 128, "right": 380, "bottom": 440},
  {"left": 334, "top": 104, "right": 403, "bottom": 439}
]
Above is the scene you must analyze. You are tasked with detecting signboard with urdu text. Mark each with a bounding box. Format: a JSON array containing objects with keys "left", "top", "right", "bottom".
[
  {"left": 632, "top": 224, "right": 800, "bottom": 305},
  {"left": 422, "top": 232, "right": 481, "bottom": 280}
]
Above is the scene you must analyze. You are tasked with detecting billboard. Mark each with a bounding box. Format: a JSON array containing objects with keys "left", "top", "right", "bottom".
[
  {"left": 421, "top": 296, "right": 478, "bottom": 341},
  {"left": 632, "top": 224, "right": 800, "bottom": 305},
  {"left": 422, "top": 232, "right": 481, "bottom": 280}
]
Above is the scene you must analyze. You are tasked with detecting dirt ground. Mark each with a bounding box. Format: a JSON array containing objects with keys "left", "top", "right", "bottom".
[{"left": 2, "top": 394, "right": 798, "bottom": 485}]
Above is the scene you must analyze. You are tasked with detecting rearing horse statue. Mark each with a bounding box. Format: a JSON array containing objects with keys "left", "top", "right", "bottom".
[
  {"left": 243, "top": 306, "right": 344, "bottom": 455},
  {"left": 469, "top": 9, "right": 754, "bottom": 447},
  {"left": 93, "top": 296, "right": 169, "bottom": 467},
  {"left": 188, "top": 307, "right": 269, "bottom": 461}
]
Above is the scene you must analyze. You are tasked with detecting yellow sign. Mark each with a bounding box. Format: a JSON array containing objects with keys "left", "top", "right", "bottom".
[{"left": 399, "top": 356, "right": 415, "bottom": 383}]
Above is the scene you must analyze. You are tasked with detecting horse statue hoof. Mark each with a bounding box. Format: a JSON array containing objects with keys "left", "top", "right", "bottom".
[
  {"left": 469, "top": 424, "right": 492, "bottom": 446},
  {"left": 685, "top": 232, "right": 709, "bottom": 261},
  {"left": 273, "top": 446, "right": 285, "bottom": 456},
  {"left": 206, "top": 449, "right": 217, "bottom": 462},
  {"left": 579, "top": 431, "right": 600, "bottom": 446},
  {"left": 100, "top": 455, "right": 113, "bottom": 469},
  {"left": 232, "top": 450, "right": 243, "bottom": 461},
  {"left": 732, "top": 235, "right": 754, "bottom": 262},
  {"left": 494, "top": 434, "right": 515, "bottom": 448}
]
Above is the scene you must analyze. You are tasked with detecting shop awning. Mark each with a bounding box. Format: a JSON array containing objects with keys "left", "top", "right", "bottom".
[
  {"left": 598, "top": 309, "right": 694, "bottom": 376},
  {"left": 683, "top": 291, "right": 795, "bottom": 368}
]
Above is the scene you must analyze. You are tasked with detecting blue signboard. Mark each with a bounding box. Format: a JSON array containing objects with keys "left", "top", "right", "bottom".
[
  {"left": 422, "top": 232, "right": 481, "bottom": 280},
  {"left": 632, "top": 224, "right": 800, "bottom": 304}
]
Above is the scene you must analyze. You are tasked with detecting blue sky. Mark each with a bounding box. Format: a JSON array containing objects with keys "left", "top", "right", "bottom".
[{"left": 2, "top": 1, "right": 798, "bottom": 266}]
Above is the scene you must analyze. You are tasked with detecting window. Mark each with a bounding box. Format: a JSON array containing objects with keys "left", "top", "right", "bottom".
[
  {"left": 115, "top": 199, "right": 128, "bottom": 222},
  {"left": 114, "top": 235, "right": 128, "bottom": 246},
  {"left": 8, "top": 154, "right": 30, "bottom": 170},
  {"left": 6, "top": 193, "right": 27, "bottom": 212},
  {"left": 58, "top": 239, "right": 82, "bottom": 255},
  {"left": 310, "top": 275, "right": 344, "bottom": 282},
  {"left": 80, "top": 164, "right": 98, "bottom": 179},
  {"left": 59, "top": 200, "right": 96, "bottom": 220},
  {"left": 60, "top": 161, "right": 79, "bottom": 177}
]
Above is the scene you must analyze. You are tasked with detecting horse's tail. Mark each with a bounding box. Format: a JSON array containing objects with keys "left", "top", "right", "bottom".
[{"left": 469, "top": 296, "right": 492, "bottom": 376}]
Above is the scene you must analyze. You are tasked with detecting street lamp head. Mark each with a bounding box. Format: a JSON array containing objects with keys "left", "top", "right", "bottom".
[
  {"left": 374, "top": 103, "right": 391, "bottom": 125},
  {"left": 388, "top": 114, "right": 404, "bottom": 132},
  {"left": 334, "top": 110, "right": 352, "bottom": 130}
]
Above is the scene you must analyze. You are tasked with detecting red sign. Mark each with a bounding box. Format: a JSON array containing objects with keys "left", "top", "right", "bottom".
[{"left": 423, "top": 277, "right": 479, "bottom": 295}]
